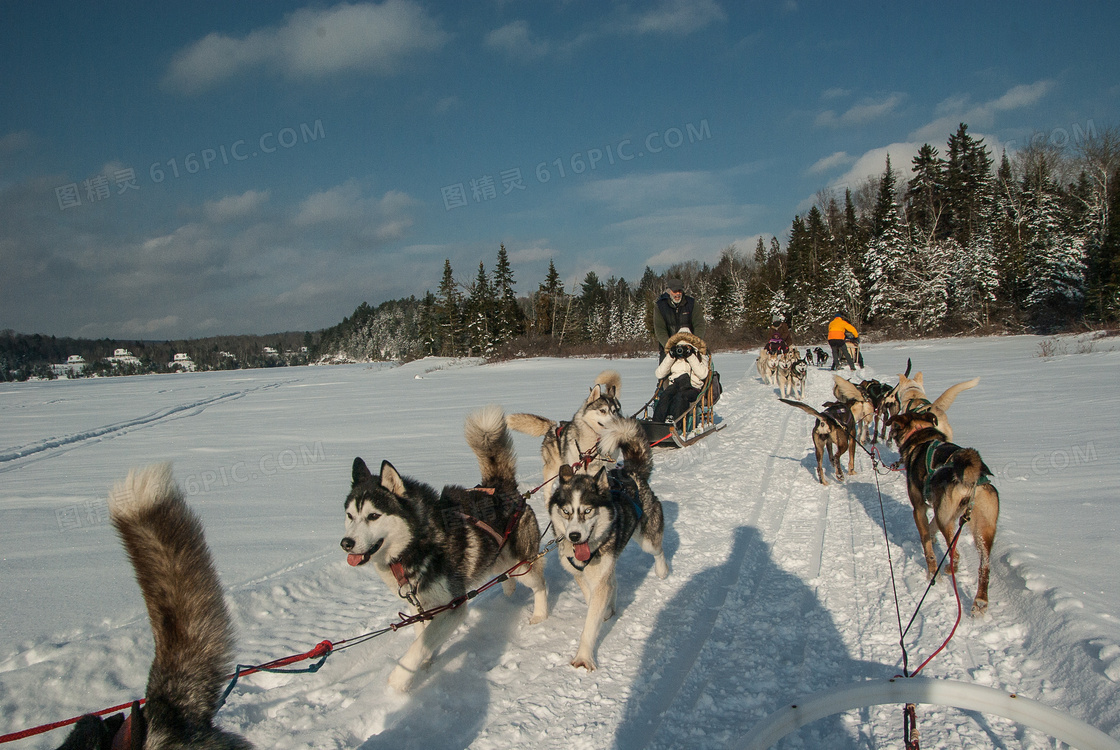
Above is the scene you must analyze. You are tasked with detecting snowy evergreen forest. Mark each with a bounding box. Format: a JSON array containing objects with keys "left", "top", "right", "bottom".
[
  {"left": 315, "top": 123, "right": 1120, "bottom": 363},
  {"left": 7, "top": 122, "right": 1118, "bottom": 377}
]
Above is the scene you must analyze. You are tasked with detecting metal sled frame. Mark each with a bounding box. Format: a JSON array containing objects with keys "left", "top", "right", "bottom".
[{"left": 634, "top": 353, "right": 724, "bottom": 448}]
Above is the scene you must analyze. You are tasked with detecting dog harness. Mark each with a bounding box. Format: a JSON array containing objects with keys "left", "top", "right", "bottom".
[{"left": 918, "top": 439, "right": 992, "bottom": 503}]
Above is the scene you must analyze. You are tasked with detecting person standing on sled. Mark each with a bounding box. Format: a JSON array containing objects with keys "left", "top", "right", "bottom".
[
  {"left": 654, "top": 278, "right": 707, "bottom": 362},
  {"left": 827, "top": 314, "right": 860, "bottom": 370},
  {"left": 653, "top": 331, "right": 709, "bottom": 423},
  {"left": 765, "top": 317, "right": 794, "bottom": 356}
]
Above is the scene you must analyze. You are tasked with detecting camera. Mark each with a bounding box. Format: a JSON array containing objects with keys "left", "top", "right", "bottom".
[{"left": 671, "top": 344, "right": 694, "bottom": 359}]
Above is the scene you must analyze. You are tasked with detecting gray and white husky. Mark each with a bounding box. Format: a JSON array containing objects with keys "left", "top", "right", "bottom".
[
  {"left": 548, "top": 416, "right": 669, "bottom": 671},
  {"left": 57, "top": 464, "right": 251, "bottom": 750},
  {"left": 508, "top": 370, "right": 622, "bottom": 501},
  {"left": 340, "top": 404, "right": 548, "bottom": 691}
]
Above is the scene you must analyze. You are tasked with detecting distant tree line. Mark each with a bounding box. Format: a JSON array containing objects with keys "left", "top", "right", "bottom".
[
  {"left": 315, "top": 123, "right": 1119, "bottom": 363},
  {"left": 6, "top": 123, "right": 1116, "bottom": 379},
  {"left": 0, "top": 330, "right": 315, "bottom": 382}
]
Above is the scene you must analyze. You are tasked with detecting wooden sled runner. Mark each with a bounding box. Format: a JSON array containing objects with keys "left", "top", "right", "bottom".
[{"left": 633, "top": 353, "right": 724, "bottom": 448}]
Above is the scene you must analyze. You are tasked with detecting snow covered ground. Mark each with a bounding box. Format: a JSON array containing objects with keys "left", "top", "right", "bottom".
[{"left": 1, "top": 333, "right": 1118, "bottom": 748}]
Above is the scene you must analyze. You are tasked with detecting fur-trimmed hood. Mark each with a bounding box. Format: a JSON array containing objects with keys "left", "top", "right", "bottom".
[{"left": 664, "top": 330, "right": 707, "bottom": 356}]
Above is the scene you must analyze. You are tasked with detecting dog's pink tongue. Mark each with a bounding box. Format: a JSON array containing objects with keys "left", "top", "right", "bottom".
[
  {"left": 573, "top": 542, "right": 591, "bottom": 562},
  {"left": 347, "top": 553, "right": 369, "bottom": 567}
]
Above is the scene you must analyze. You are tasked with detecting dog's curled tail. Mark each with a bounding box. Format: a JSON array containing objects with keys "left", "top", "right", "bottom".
[
  {"left": 109, "top": 464, "right": 251, "bottom": 749},
  {"left": 953, "top": 447, "right": 985, "bottom": 488},
  {"left": 600, "top": 416, "right": 652, "bottom": 483},
  {"left": 595, "top": 369, "right": 622, "bottom": 395},
  {"left": 932, "top": 376, "right": 980, "bottom": 412},
  {"left": 506, "top": 412, "right": 557, "bottom": 437},
  {"left": 465, "top": 404, "right": 518, "bottom": 488}
]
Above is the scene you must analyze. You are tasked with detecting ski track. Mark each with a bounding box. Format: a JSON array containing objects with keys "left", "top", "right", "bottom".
[
  {"left": 0, "top": 380, "right": 293, "bottom": 471},
  {"left": 5, "top": 357, "right": 1120, "bottom": 748}
]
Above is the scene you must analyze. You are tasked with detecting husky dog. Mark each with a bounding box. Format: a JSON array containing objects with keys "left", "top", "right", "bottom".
[
  {"left": 789, "top": 356, "right": 808, "bottom": 401},
  {"left": 508, "top": 370, "right": 622, "bottom": 499},
  {"left": 832, "top": 375, "right": 877, "bottom": 444},
  {"left": 891, "top": 372, "right": 980, "bottom": 444},
  {"left": 548, "top": 417, "right": 669, "bottom": 671},
  {"left": 780, "top": 399, "right": 858, "bottom": 485},
  {"left": 756, "top": 348, "right": 772, "bottom": 383},
  {"left": 888, "top": 411, "right": 1000, "bottom": 615},
  {"left": 813, "top": 347, "right": 830, "bottom": 367},
  {"left": 341, "top": 405, "right": 548, "bottom": 691},
  {"left": 776, "top": 351, "right": 806, "bottom": 400},
  {"left": 57, "top": 464, "right": 252, "bottom": 750}
]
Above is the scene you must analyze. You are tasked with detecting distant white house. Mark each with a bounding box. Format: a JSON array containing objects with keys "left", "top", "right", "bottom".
[
  {"left": 263, "top": 347, "right": 279, "bottom": 357},
  {"left": 106, "top": 349, "right": 141, "bottom": 367},
  {"left": 50, "top": 355, "right": 88, "bottom": 377},
  {"left": 168, "top": 353, "right": 196, "bottom": 372}
]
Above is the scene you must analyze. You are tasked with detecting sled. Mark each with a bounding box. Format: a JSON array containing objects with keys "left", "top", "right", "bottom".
[{"left": 633, "top": 353, "right": 724, "bottom": 448}]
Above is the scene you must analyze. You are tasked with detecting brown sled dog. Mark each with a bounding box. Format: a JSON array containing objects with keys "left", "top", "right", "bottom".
[
  {"left": 889, "top": 411, "right": 1000, "bottom": 615},
  {"left": 780, "top": 399, "right": 858, "bottom": 485},
  {"left": 891, "top": 372, "right": 979, "bottom": 444},
  {"left": 57, "top": 464, "right": 252, "bottom": 749},
  {"left": 508, "top": 370, "right": 622, "bottom": 500}
]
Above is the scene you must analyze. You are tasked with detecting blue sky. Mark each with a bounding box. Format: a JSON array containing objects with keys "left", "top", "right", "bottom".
[{"left": 1, "top": 1, "right": 1117, "bottom": 339}]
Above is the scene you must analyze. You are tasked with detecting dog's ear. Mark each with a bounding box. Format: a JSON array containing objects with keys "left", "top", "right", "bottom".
[
  {"left": 593, "top": 467, "right": 608, "bottom": 489},
  {"left": 378, "top": 461, "right": 407, "bottom": 497},
  {"left": 352, "top": 457, "right": 373, "bottom": 487},
  {"left": 558, "top": 464, "right": 575, "bottom": 484},
  {"left": 914, "top": 372, "right": 924, "bottom": 385},
  {"left": 587, "top": 384, "right": 603, "bottom": 403}
]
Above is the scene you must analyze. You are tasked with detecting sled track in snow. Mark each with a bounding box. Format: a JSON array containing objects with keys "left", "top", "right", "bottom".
[
  {"left": 623, "top": 384, "right": 803, "bottom": 748},
  {"left": 0, "top": 381, "right": 292, "bottom": 471}
]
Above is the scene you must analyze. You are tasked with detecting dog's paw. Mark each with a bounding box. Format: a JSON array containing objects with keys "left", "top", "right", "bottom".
[
  {"left": 571, "top": 654, "right": 597, "bottom": 671},
  {"left": 655, "top": 557, "right": 670, "bottom": 579},
  {"left": 388, "top": 664, "right": 417, "bottom": 692},
  {"left": 970, "top": 599, "right": 989, "bottom": 617},
  {"left": 528, "top": 610, "right": 548, "bottom": 625}
]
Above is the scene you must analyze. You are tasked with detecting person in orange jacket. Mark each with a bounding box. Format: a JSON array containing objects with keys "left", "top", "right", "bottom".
[{"left": 827, "top": 314, "right": 859, "bottom": 370}]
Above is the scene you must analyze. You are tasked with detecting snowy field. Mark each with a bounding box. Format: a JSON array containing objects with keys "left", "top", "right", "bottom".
[{"left": 1, "top": 333, "right": 1119, "bottom": 748}]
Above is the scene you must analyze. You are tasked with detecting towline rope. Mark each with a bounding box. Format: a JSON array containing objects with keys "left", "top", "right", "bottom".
[{"left": 1, "top": 522, "right": 561, "bottom": 744}]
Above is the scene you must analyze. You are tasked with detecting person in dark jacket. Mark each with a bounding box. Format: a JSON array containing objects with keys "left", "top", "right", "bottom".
[
  {"left": 653, "top": 278, "right": 707, "bottom": 361},
  {"left": 765, "top": 318, "right": 794, "bottom": 355}
]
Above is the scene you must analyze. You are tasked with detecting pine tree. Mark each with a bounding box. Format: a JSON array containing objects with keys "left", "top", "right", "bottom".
[
  {"left": 945, "top": 123, "right": 993, "bottom": 247},
  {"left": 864, "top": 200, "right": 911, "bottom": 326},
  {"left": 579, "top": 271, "right": 607, "bottom": 342},
  {"left": 492, "top": 244, "right": 525, "bottom": 342},
  {"left": 465, "top": 262, "right": 494, "bottom": 356},
  {"left": 906, "top": 144, "right": 946, "bottom": 241},
  {"left": 871, "top": 155, "right": 899, "bottom": 238},
  {"left": 436, "top": 259, "right": 464, "bottom": 356},
  {"left": 1024, "top": 182, "right": 1086, "bottom": 326}
]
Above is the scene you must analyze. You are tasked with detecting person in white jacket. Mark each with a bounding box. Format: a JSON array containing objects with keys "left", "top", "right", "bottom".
[{"left": 652, "top": 330, "right": 709, "bottom": 423}]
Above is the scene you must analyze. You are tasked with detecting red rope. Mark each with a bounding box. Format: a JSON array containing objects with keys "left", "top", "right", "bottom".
[
  {"left": 0, "top": 642, "right": 337, "bottom": 745},
  {"left": 908, "top": 532, "right": 965, "bottom": 677}
]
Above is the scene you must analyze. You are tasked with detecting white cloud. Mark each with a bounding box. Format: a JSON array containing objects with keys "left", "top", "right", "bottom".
[
  {"left": 826, "top": 141, "right": 923, "bottom": 193},
  {"left": 164, "top": 0, "right": 449, "bottom": 94},
  {"left": 485, "top": 20, "right": 551, "bottom": 59},
  {"left": 909, "top": 79, "right": 1054, "bottom": 144},
  {"left": 0, "top": 130, "right": 34, "bottom": 153},
  {"left": 204, "top": 190, "right": 271, "bottom": 223},
  {"left": 816, "top": 93, "right": 904, "bottom": 128},
  {"left": 625, "top": 0, "right": 726, "bottom": 35},
  {"left": 808, "top": 151, "right": 853, "bottom": 174},
  {"left": 292, "top": 180, "right": 417, "bottom": 245}
]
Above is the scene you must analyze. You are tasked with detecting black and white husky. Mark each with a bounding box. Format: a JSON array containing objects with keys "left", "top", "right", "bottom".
[
  {"left": 340, "top": 405, "right": 549, "bottom": 691},
  {"left": 57, "top": 464, "right": 251, "bottom": 749},
  {"left": 548, "top": 416, "right": 669, "bottom": 671},
  {"left": 508, "top": 370, "right": 622, "bottom": 501}
]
